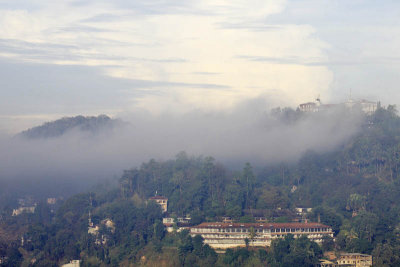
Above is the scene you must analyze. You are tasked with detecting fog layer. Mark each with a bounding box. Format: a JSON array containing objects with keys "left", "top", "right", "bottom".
[{"left": 0, "top": 99, "right": 364, "bottom": 187}]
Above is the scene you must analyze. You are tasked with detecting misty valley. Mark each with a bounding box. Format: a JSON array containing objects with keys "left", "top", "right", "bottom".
[
  {"left": 1, "top": 0, "right": 399, "bottom": 265},
  {"left": 0, "top": 104, "right": 399, "bottom": 266}
]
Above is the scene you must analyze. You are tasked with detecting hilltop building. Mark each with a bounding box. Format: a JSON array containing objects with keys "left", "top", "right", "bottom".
[
  {"left": 190, "top": 222, "right": 333, "bottom": 249},
  {"left": 298, "top": 97, "right": 378, "bottom": 115},
  {"left": 299, "top": 102, "right": 320, "bottom": 112},
  {"left": 345, "top": 99, "right": 377, "bottom": 115},
  {"left": 149, "top": 196, "right": 168, "bottom": 213}
]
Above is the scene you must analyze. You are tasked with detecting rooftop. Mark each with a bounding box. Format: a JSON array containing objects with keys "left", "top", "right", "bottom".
[
  {"left": 192, "top": 222, "right": 331, "bottom": 229},
  {"left": 149, "top": 196, "right": 168, "bottom": 200},
  {"left": 340, "top": 253, "right": 372, "bottom": 257}
]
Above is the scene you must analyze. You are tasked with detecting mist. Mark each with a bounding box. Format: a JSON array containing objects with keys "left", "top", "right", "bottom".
[{"left": 0, "top": 98, "right": 364, "bottom": 196}]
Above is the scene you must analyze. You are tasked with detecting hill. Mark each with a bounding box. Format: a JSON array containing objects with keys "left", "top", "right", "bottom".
[
  {"left": 17, "top": 115, "right": 122, "bottom": 139},
  {"left": 2, "top": 106, "right": 400, "bottom": 266}
]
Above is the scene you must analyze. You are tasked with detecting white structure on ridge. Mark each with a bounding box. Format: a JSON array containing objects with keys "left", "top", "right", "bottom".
[{"left": 298, "top": 97, "right": 378, "bottom": 115}]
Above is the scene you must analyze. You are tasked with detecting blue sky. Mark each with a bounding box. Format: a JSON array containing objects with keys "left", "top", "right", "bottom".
[{"left": 0, "top": 0, "right": 399, "bottom": 133}]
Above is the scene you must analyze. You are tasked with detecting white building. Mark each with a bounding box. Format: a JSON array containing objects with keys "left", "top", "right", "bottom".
[
  {"left": 190, "top": 222, "right": 333, "bottom": 249},
  {"left": 299, "top": 98, "right": 378, "bottom": 115},
  {"left": 149, "top": 196, "right": 168, "bottom": 213},
  {"left": 295, "top": 207, "right": 312, "bottom": 216},
  {"left": 163, "top": 216, "right": 191, "bottom": 232},
  {"left": 12, "top": 206, "right": 36, "bottom": 216},
  {"left": 163, "top": 216, "right": 191, "bottom": 225},
  {"left": 299, "top": 102, "right": 319, "bottom": 112},
  {"left": 61, "top": 260, "right": 81, "bottom": 267},
  {"left": 337, "top": 253, "right": 372, "bottom": 267},
  {"left": 88, "top": 225, "right": 99, "bottom": 235},
  {"left": 102, "top": 218, "right": 116, "bottom": 233},
  {"left": 345, "top": 99, "right": 377, "bottom": 115}
]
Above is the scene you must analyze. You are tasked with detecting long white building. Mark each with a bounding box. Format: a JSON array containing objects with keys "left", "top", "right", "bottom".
[{"left": 190, "top": 222, "right": 333, "bottom": 249}]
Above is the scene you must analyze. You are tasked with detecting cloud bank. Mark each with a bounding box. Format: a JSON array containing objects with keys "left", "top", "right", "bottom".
[{"left": 0, "top": 101, "right": 364, "bottom": 191}]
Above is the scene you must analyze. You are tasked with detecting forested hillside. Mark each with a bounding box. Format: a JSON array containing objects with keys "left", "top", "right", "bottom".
[
  {"left": 2, "top": 106, "right": 400, "bottom": 266},
  {"left": 18, "top": 115, "right": 122, "bottom": 139}
]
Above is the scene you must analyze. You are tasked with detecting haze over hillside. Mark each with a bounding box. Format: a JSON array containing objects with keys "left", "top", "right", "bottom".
[
  {"left": 18, "top": 115, "right": 123, "bottom": 139},
  {"left": 1, "top": 105, "right": 400, "bottom": 266},
  {"left": 0, "top": 100, "right": 367, "bottom": 201},
  {"left": 0, "top": 0, "right": 399, "bottom": 265}
]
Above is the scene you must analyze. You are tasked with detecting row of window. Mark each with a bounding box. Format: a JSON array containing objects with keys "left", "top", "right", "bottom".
[
  {"left": 271, "top": 228, "right": 330, "bottom": 233},
  {"left": 191, "top": 227, "right": 330, "bottom": 234},
  {"left": 202, "top": 234, "right": 259, "bottom": 239},
  {"left": 272, "top": 235, "right": 323, "bottom": 240},
  {"left": 192, "top": 228, "right": 266, "bottom": 233}
]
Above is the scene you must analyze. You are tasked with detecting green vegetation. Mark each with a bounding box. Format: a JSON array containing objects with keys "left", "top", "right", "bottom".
[{"left": 2, "top": 106, "right": 400, "bottom": 265}]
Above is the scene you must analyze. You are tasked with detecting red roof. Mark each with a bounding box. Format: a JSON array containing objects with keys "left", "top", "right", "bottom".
[
  {"left": 191, "top": 222, "right": 330, "bottom": 229},
  {"left": 149, "top": 196, "right": 168, "bottom": 200}
]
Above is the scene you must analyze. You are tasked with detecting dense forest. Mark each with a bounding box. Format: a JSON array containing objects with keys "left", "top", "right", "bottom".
[{"left": 2, "top": 106, "right": 400, "bottom": 266}]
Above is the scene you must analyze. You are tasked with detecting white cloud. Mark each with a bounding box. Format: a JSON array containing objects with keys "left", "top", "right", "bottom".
[{"left": 0, "top": 0, "right": 333, "bottom": 117}]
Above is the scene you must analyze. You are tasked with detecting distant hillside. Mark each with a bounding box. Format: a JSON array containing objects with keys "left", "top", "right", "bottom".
[{"left": 18, "top": 115, "right": 122, "bottom": 139}]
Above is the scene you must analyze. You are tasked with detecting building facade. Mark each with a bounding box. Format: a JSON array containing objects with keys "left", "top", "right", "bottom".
[
  {"left": 299, "top": 98, "right": 378, "bottom": 115},
  {"left": 163, "top": 217, "right": 191, "bottom": 232},
  {"left": 190, "top": 222, "right": 333, "bottom": 249},
  {"left": 299, "top": 102, "right": 319, "bottom": 112},
  {"left": 337, "top": 253, "right": 372, "bottom": 267},
  {"left": 12, "top": 206, "right": 36, "bottom": 216},
  {"left": 345, "top": 99, "right": 377, "bottom": 115},
  {"left": 61, "top": 260, "right": 81, "bottom": 267},
  {"left": 163, "top": 216, "right": 191, "bottom": 226},
  {"left": 149, "top": 196, "right": 168, "bottom": 213}
]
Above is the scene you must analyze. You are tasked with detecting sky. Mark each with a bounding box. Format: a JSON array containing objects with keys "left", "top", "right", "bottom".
[{"left": 1, "top": 0, "right": 400, "bottom": 134}]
